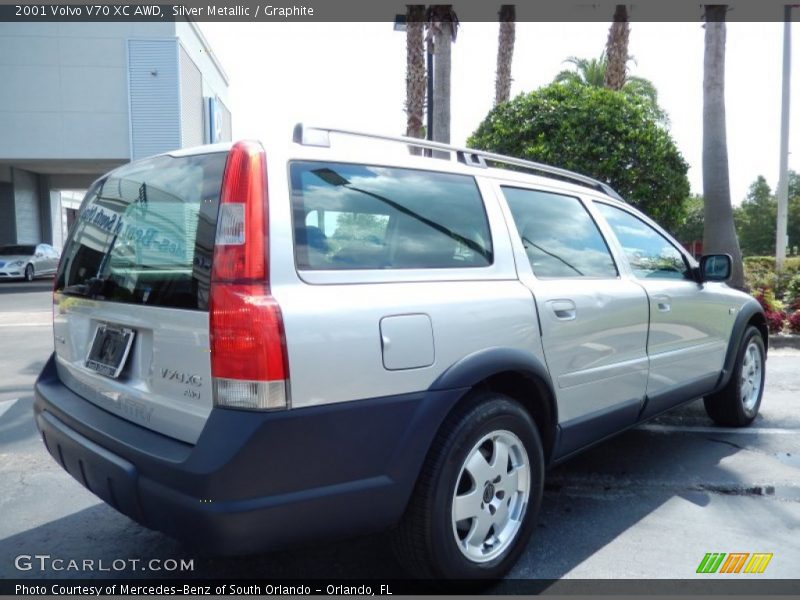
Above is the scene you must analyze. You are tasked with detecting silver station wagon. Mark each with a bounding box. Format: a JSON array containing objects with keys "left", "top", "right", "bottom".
[{"left": 34, "top": 125, "right": 767, "bottom": 579}]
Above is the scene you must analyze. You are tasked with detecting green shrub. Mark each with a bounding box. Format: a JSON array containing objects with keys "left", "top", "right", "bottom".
[
  {"left": 753, "top": 287, "right": 785, "bottom": 313},
  {"left": 743, "top": 256, "right": 800, "bottom": 274},
  {"left": 784, "top": 273, "right": 800, "bottom": 306},
  {"left": 468, "top": 83, "right": 690, "bottom": 230},
  {"left": 788, "top": 311, "right": 800, "bottom": 334},
  {"left": 766, "top": 310, "right": 787, "bottom": 334},
  {"left": 743, "top": 256, "right": 800, "bottom": 296}
]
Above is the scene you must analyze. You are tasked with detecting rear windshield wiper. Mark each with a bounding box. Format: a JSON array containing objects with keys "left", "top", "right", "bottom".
[
  {"left": 61, "top": 282, "right": 90, "bottom": 297},
  {"left": 61, "top": 277, "right": 119, "bottom": 300}
]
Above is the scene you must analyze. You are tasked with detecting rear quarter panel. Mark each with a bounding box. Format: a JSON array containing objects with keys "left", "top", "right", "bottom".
[{"left": 263, "top": 141, "right": 546, "bottom": 408}]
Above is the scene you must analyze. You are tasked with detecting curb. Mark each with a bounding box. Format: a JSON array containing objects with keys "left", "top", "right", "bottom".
[{"left": 769, "top": 334, "right": 800, "bottom": 350}]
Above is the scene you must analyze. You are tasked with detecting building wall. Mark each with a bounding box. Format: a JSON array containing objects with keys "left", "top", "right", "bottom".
[
  {"left": 179, "top": 45, "right": 204, "bottom": 148},
  {"left": 175, "top": 21, "right": 230, "bottom": 144},
  {"left": 0, "top": 22, "right": 230, "bottom": 247},
  {"left": 50, "top": 190, "right": 63, "bottom": 249},
  {"left": 0, "top": 22, "right": 173, "bottom": 161},
  {"left": 0, "top": 181, "right": 15, "bottom": 245},
  {"left": 37, "top": 174, "right": 53, "bottom": 244},
  {"left": 12, "top": 168, "right": 41, "bottom": 244},
  {"left": 218, "top": 99, "right": 232, "bottom": 142},
  {"left": 174, "top": 21, "right": 229, "bottom": 106},
  {"left": 127, "top": 38, "right": 181, "bottom": 160},
  {"left": 59, "top": 191, "right": 84, "bottom": 248}
]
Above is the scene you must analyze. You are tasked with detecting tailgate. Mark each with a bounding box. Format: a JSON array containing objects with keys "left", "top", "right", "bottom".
[{"left": 53, "top": 150, "right": 226, "bottom": 444}]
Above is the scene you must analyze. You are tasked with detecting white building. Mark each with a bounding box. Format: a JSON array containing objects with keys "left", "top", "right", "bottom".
[{"left": 0, "top": 21, "right": 231, "bottom": 248}]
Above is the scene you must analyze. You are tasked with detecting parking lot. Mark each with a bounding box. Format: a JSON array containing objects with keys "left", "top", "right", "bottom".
[{"left": 0, "top": 280, "right": 798, "bottom": 587}]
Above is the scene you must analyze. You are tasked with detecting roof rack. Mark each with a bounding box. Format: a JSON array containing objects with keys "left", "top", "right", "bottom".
[{"left": 292, "top": 123, "right": 625, "bottom": 202}]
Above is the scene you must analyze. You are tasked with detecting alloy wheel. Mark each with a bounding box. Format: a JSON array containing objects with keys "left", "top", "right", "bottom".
[
  {"left": 740, "top": 340, "right": 763, "bottom": 412},
  {"left": 451, "top": 429, "right": 531, "bottom": 563}
]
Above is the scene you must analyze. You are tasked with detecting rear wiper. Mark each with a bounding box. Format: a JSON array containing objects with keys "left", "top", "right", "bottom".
[
  {"left": 62, "top": 277, "right": 119, "bottom": 299},
  {"left": 61, "top": 282, "right": 90, "bottom": 297}
]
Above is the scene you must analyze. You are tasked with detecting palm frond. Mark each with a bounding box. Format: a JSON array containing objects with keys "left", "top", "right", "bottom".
[
  {"left": 626, "top": 77, "right": 658, "bottom": 104},
  {"left": 553, "top": 70, "right": 584, "bottom": 85},
  {"left": 557, "top": 54, "right": 607, "bottom": 87}
]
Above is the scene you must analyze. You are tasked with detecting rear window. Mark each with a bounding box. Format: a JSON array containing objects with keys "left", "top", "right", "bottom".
[
  {"left": 290, "top": 162, "right": 493, "bottom": 270},
  {"left": 55, "top": 152, "right": 226, "bottom": 310}
]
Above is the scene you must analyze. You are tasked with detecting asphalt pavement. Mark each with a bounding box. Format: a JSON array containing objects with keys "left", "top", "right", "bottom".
[{"left": 0, "top": 280, "right": 798, "bottom": 589}]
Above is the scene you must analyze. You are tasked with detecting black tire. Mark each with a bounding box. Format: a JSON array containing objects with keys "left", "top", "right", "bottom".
[
  {"left": 703, "top": 326, "right": 765, "bottom": 427},
  {"left": 24, "top": 264, "right": 34, "bottom": 282},
  {"left": 393, "top": 392, "right": 544, "bottom": 580}
]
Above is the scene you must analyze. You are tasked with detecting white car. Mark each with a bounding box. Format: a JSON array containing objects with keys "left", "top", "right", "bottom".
[{"left": 0, "top": 243, "right": 60, "bottom": 281}]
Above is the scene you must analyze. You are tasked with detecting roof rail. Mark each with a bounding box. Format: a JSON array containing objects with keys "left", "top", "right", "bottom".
[{"left": 292, "top": 123, "right": 625, "bottom": 201}]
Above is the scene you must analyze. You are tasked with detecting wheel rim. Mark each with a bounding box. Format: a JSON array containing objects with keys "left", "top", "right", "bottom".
[
  {"left": 25, "top": 265, "right": 33, "bottom": 281},
  {"left": 740, "top": 340, "right": 763, "bottom": 412},
  {"left": 451, "top": 429, "right": 531, "bottom": 563}
]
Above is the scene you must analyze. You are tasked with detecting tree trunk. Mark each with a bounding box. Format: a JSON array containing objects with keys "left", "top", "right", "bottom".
[
  {"left": 603, "top": 4, "right": 629, "bottom": 91},
  {"left": 702, "top": 5, "right": 744, "bottom": 289},
  {"left": 405, "top": 5, "right": 426, "bottom": 155},
  {"left": 494, "top": 5, "right": 516, "bottom": 106},
  {"left": 432, "top": 20, "right": 452, "bottom": 145}
]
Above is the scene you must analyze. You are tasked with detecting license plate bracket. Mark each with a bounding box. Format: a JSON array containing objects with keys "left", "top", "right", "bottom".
[{"left": 85, "top": 325, "right": 135, "bottom": 379}]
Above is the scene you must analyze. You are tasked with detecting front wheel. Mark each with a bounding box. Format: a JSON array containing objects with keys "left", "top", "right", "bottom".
[
  {"left": 393, "top": 392, "right": 544, "bottom": 579},
  {"left": 24, "top": 264, "right": 34, "bottom": 282},
  {"left": 704, "top": 326, "right": 765, "bottom": 426}
]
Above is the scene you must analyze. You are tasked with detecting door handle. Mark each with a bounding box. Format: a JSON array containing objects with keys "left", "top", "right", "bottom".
[
  {"left": 548, "top": 299, "right": 577, "bottom": 321},
  {"left": 652, "top": 294, "right": 671, "bottom": 312}
]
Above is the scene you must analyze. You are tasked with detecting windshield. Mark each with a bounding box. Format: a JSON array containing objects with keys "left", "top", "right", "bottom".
[
  {"left": 55, "top": 151, "right": 226, "bottom": 310},
  {"left": 0, "top": 245, "right": 35, "bottom": 256}
]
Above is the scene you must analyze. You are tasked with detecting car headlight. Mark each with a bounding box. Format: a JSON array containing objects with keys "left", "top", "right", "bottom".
[{"left": 9, "top": 260, "right": 24, "bottom": 267}]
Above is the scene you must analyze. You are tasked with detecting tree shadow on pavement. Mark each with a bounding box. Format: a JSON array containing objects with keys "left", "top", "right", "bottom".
[{"left": 2, "top": 424, "right": 754, "bottom": 585}]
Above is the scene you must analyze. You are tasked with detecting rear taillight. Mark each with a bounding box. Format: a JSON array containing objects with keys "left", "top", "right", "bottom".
[{"left": 210, "top": 141, "right": 289, "bottom": 410}]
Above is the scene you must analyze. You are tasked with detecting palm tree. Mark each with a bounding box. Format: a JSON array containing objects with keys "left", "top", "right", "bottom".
[
  {"left": 555, "top": 55, "right": 608, "bottom": 87},
  {"left": 426, "top": 5, "right": 459, "bottom": 145},
  {"left": 702, "top": 4, "right": 744, "bottom": 288},
  {"left": 603, "top": 4, "right": 630, "bottom": 90},
  {"left": 554, "top": 53, "right": 663, "bottom": 121},
  {"left": 494, "top": 5, "right": 516, "bottom": 106},
  {"left": 404, "top": 5, "right": 426, "bottom": 155}
]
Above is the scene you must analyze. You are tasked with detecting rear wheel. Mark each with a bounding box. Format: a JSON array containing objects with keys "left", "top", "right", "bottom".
[
  {"left": 393, "top": 392, "right": 544, "bottom": 579},
  {"left": 704, "top": 326, "right": 765, "bottom": 426},
  {"left": 24, "top": 264, "right": 34, "bottom": 282}
]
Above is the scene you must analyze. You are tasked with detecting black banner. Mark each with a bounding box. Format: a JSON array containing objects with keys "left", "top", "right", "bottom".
[
  {"left": 4, "top": 578, "right": 800, "bottom": 595},
  {"left": 0, "top": 0, "right": 797, "bottom": 22}
]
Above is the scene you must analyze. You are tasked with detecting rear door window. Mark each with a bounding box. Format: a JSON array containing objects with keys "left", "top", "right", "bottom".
[
  {"left": 55, "top": 151, "right": 226, "bottom": 310},
  {"left": 501, "top": 187, "right": 618, "bottom": 278},
  {"left": 290, "top": 162, "right": 493, "bottom": 270}
]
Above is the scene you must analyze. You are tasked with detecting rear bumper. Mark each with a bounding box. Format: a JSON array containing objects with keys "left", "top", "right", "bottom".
[{"left": 34, "top": 354, "right": 463, "bottom": 554}]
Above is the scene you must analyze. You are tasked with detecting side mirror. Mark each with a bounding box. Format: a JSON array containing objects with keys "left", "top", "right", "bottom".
[{"left": 700, "top": 254, "right": 732, "bottom": 282}]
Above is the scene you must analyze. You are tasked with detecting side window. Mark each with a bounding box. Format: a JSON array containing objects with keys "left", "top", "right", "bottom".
[
  {"left": 595, "top": 203, "right": 689, "bottom": 280},
  {"left": 290, "top": 162, "right": 493, "bottom": 270},
  {"left": 501, "top": 187, "right": 618, "bottom": 278}
]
